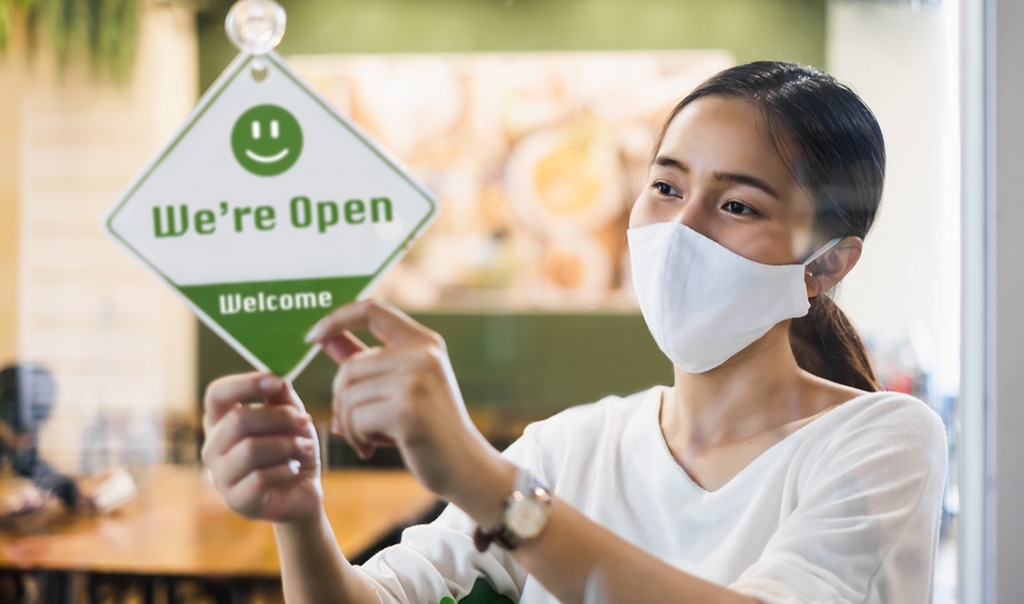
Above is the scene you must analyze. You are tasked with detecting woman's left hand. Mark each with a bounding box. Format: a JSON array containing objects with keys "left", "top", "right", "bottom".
[{"left": 305, "top": 299, "right": 515, "bottom": 524}]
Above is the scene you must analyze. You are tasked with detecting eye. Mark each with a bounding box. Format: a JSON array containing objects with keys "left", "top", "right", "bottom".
[
  {"left": 722, "top": 200, "right": 759, "bottom": 216},
  {"left": 653, "top": 181, "right": 680, "bottom": 197}
]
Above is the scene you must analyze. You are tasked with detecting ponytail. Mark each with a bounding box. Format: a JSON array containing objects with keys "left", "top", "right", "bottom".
[{"left": 790, "top": 295, "right": 880, "bottom": 392}]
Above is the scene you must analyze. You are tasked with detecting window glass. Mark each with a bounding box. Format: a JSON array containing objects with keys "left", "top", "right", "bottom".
[{"left": 0, "top": 0, "right": 961, "bottom": 600}]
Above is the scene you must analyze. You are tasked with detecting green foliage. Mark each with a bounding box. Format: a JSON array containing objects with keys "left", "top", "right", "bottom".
[
  {"left": 0, "top": 1, "right": 10, "bottom": 51},
  {"left": 0, "top": 0, "right": 139, "bottom": 81},
  {"left": 0, "top": 0, "right": 32, "bottom": 51}
]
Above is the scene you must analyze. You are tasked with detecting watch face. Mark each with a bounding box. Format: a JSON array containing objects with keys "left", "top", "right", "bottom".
[{"left": 507, "top": 495, "right": 549, "bottom": 539}]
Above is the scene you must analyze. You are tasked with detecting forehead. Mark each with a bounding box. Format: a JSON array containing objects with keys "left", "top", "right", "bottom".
[{"left": 657, "top": 96, "right": 800, "bottom": 189}]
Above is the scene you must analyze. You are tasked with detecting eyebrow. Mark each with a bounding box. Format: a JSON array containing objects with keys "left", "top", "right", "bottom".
[{"left": 654, "top": 156, "right": 781, "bottom": 200}]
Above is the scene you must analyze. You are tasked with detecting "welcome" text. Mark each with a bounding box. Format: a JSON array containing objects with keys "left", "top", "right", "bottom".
[{"left": 218, "top": 290, "right": 333, "bottom": 315}]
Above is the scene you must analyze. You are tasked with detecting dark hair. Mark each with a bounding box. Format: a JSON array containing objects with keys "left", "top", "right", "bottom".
[
  {"left": 656, "top": 61, "right": 883, "bottom": 391},
  {"left": 0, "top": 363, "right": 58, "bottom": 432}
]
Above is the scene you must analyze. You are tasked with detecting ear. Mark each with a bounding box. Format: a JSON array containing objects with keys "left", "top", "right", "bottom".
[{"left": 804, "top": 236, "right": 863, "bottom": 298}]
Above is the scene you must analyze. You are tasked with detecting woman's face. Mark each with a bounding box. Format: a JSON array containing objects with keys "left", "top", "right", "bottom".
[{"left": 630, "top": 96, "right": 818, "bottom": 265}]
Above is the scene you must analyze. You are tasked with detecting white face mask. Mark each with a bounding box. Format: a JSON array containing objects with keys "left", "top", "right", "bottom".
[{"left": 627, "top": 222, "right": 840, "bottom": 373}]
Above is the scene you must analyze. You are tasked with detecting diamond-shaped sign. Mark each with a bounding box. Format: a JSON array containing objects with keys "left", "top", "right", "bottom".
[{"left": 104, "top": 52, "right": 437, "bottom": 379}]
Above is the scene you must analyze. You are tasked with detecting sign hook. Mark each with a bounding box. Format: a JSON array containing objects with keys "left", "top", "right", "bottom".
[{"left": 225, "top": 0, "right": 286, "bottom": 80}]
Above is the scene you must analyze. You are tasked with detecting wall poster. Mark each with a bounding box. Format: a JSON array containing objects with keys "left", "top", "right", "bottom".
[{"left": 289, "top": 51, "right": 734, "bottom": 311}]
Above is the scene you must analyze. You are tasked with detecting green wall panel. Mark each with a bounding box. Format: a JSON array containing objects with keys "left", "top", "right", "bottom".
[
  {"left": 198, "top": 0, "right": 825, "bottom": 89},
  {"left": 198, "top": 312, "right": 673, "bottom": 417}
]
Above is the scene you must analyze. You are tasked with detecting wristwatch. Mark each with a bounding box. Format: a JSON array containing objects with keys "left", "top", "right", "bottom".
[{"left": 473, "top": 467, "right": 552, "bottom": 552}]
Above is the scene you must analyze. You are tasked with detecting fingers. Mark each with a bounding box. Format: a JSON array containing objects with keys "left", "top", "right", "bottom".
[
  {"left": 202, "top": 374, "right": 315, "bottom": 493},
  {"left": 320, "top": 330, "right": 369, "bottom": 365},
  {"left": 332, "top": 392, "right": 396, "bottom": 461},
  {"left": 223, "top": 462, "right": 309, "bottom": 519},
  {"left": 306, "top": 299, "right": 441, "bottom": 349},
  {"left": 204, "top": 372, "right": 287, "bottom": 427},
  {"left": 347, "top": 397, "right": 401, "bottom": 452},
  {"left": 329, "top": 369, "right": 376, "bottom": 459},
  {"left": 331, "top": 351, "right": 449, "bottom": 451},
  {"left": 310, "top": 300, "right": 466, "bottom": 477},
  {"left": 202, "top": 403, "right": 313, "bottom": 462},
  {"left": 264, "top": 380, "right": 308, "bottom": 411},
  {"left": 330, "top": 347, "right": 438, "bottom": 447},
  {"left": 213, "top": 434, "right": 318, "bottom": 490},
  {"left": 341, "top": 392, "right": 391, "bottom": 460},
  {"left": 335, "top": 345, "right": 419, "bottom": 386}
]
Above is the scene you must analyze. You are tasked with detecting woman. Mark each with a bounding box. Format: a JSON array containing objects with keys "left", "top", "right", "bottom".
[{"left": 202, "top": 61, "right": 946, "bottom": 603}]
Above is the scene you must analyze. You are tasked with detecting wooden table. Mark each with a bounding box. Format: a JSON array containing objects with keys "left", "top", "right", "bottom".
[{"left": 0, "top": 465, "right": 438, "bottom": 599}]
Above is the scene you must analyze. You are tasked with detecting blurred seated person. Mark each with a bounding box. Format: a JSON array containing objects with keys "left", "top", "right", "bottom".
[{"left": 0, "top": 364, "right": 135, "bottom": 519}]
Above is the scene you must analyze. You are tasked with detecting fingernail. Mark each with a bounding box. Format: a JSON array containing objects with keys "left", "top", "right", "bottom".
[
  {"left": 304, "top": 321, "right": 323, "bottom": 343},
  {"left": 298, "top": 438, "right": 316, "bottom": 455},
  {"left": 259, "top": 376, "right": 282, "bottom": 393}
]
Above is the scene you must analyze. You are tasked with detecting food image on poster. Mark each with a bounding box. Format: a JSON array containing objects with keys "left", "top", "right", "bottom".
[
  {"left": 290, "top": 51, "right": 734, "bottom": 310},
  {"left": 506, "top": 122, "right": 623, "bottom": 235}
]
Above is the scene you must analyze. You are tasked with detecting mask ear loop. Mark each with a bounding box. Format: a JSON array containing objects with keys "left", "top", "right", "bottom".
[{"left": 801, "top": 237, "right": 843, "bottom": 276}]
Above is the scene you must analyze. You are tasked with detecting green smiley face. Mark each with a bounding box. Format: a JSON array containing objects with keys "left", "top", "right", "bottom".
[{"left": 231, "top": 104, "right": 303, "bottom": 176}]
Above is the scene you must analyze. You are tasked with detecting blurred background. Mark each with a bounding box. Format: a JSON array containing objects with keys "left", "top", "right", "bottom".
[{"left": 0, "top": 0, "right": 962, "bottom": 601}]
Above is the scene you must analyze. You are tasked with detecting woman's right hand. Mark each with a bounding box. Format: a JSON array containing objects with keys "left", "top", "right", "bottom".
[{"left": 201, "top": 373, "right": 322, "bottom": 523}]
